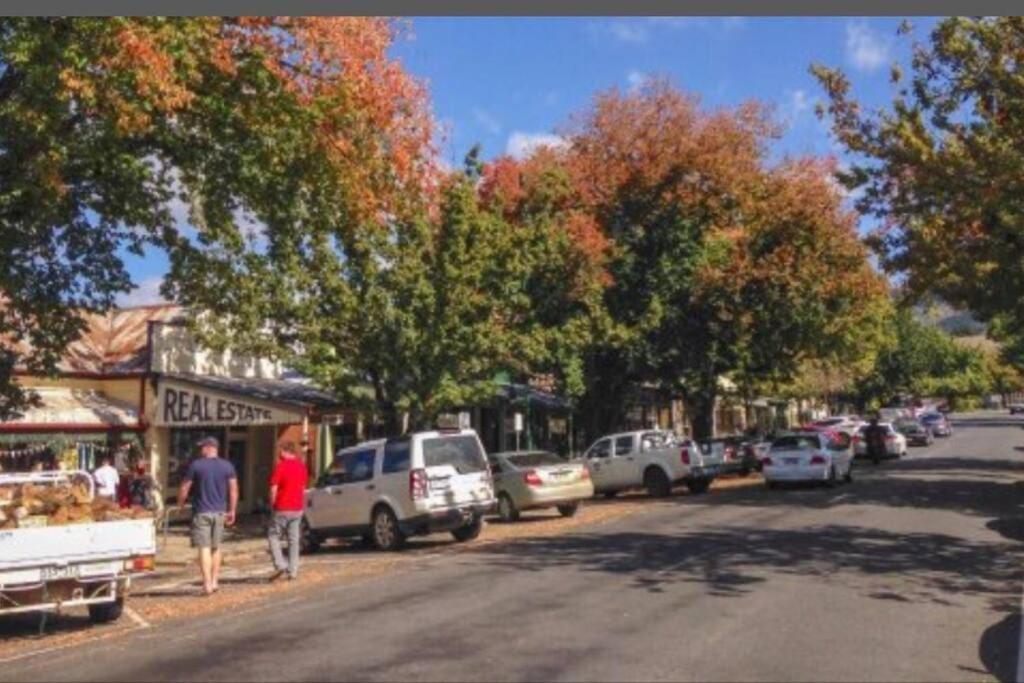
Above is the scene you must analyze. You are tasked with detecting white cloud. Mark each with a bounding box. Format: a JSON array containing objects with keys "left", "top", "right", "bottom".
[
  {"left": 505, "top": 132, "right": 568, "bottom": 159},
  {"left": 600, "top": 17, "right": 746, "bottom": 45},
  {"left": 790, "top": 89, "right": 810, "bottom": 115},
  {"left": 472, "top": 107, "right": 502, "bottom": 136},
  {"left": 608, "top": 21, "right": 649, "bottom": 44},
  {"left": 117, "top": 276, "right": 167, "bottom": 308},
  {"left": 627, "top": 70, "right": 650, "bottom": 93},
  {"left": 845, "top": 22, "right": 890, "bottom": 72}
]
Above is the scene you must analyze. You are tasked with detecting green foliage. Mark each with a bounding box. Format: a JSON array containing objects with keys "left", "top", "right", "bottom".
[{"left": 813, "top": 17, "right": 1024, "bottom": 367}]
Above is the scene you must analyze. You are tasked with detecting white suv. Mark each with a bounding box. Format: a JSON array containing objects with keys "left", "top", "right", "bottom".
[{"left": 302, "top": 429, "right": 496, "bottom": 552}]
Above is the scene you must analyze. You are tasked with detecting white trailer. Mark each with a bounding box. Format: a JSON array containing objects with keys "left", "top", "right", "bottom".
[{"left": 0, "top": 471, "right": 156, "bottom": 625}]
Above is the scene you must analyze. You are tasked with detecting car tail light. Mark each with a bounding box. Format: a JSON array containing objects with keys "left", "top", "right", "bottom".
[
  {"left": 809, "top": 455, "right": 826, "bottom": 465},
  {"left": 410, "top": 468, "right": 428, "bottom": 500},
  {"left": 885, "top": 435, "right": 895, "bottom": 442},
  {"left": 579, "top": 467, "right": 590, "bottom": 480},
  {"left": 523, "top": 469, "right": 543, "bottom": 487},
  {"left": 852, "top": 435, "right": 861, "bottom": 443},
  {"left": 125, "top": 555, "right": 155, "bottom": 572},
  {"left": 725, "top": 447, "right": 735, "bottom": 461},
  {"left": 762, "top": 456, "right": 773, "bottom": 467},
  {"left": 680, "top": 447, "right": 690, "bottom": 465}
]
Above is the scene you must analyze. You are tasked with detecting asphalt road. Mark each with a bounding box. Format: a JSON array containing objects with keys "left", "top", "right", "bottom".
[{"left": 4, "top": 412, "right": 1024, "bottom": 682}]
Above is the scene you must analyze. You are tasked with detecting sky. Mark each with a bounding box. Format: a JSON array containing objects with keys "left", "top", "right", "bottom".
[{"left": 118, "top": 16, "right": 933, "bottom": 307}]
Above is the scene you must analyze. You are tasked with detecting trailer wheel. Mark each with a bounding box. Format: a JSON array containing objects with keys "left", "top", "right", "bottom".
[{"left": 88, "top": 597, "right": 124, "bottom": 624}]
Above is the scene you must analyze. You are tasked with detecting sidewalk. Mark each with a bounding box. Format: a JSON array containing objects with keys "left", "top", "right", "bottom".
[{"left": 154, "top": 514, "right": 271, "bottom": 569}]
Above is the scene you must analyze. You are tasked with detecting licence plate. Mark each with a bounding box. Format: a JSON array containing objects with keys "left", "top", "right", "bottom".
[
  {"left": 784, "top": 457, "right": 799, "bottom": 465},
  {"left": 41, "top": 565, "right": 80, "bottom": 581}
]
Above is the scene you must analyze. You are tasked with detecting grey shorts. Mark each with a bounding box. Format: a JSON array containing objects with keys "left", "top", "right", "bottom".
[{"left": 191, "top": 512, "right": 226, "bottom": 549}]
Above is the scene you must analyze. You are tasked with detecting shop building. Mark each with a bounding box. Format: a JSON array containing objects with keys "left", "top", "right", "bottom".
[{"left": 4, "top": 305, "right": 344, "bottom": 514}]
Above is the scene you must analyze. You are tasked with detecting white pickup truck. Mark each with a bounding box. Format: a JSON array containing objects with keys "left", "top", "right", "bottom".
[
  {"left": 0, "top": 471, "right": 156, "bottom": 625},
  {"left": 580, "top": 430, "right": 722, "bottom": 497}
]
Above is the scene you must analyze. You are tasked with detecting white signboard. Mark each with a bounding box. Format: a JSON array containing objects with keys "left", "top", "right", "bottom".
[
  {"left": 155, "top": 380, "right": 304, "bottom": 427},
  {"left": 514, "top": 412, "right": 523, "bottom": 432}
]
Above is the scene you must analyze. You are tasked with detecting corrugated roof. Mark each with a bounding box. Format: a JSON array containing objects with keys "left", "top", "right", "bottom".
[
  {"left": 3, "top": 387, "right": 139, "bottom": 427},
  {"left": 162, "top": 372, "right": 344, "bottom": 409},
  {"left": 57, "top": 305, "right": 184, "bottom": 374}
]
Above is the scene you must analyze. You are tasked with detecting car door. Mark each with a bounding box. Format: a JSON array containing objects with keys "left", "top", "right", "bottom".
[
  {"left": 306, "top": 467, "right": 349, "bottom": 530},
  {"left": 604, "top": 435, "right": 639, "bottom": 489},
  {"left": 584, "top": 438, "right": 614, "bottom": 490},
  {"left": 333, "top": 448, "right": 379, "bottom": 528}
]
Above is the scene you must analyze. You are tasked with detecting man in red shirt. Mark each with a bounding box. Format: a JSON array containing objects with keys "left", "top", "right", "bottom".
[{"left": 267, "top": 442, "right": 309, "bottom": 581}]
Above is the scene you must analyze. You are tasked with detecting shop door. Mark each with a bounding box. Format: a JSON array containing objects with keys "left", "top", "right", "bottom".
[{"left": 227, "top": 438, "right": 248, "bottom": 509}]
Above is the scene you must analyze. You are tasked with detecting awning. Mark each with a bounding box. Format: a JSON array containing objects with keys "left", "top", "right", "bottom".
[
  {"left": 0, "top": 388, "right": 139, "bottom": 430},
  {"left": 498, "top": 383, "right": 572, "bottom": 410}
]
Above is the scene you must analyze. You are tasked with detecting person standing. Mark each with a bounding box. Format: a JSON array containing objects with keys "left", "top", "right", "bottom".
[
  {"left": 865, "top": 417, "right": 887, "bottom": 466},
  {"left": 267, "top": 442, "right": 309, "bottom": 582},
  {"left": 177, "top": 436, "right": 238, "bottom": 596},
  {"left": 92, "top": 455, "right": 120, "bottom": 501}
]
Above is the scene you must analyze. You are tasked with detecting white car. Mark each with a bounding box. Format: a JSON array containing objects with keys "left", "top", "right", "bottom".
[
  {"left": 808, "top": 415, "right": 862, "bottom": 435},
  {"left": 302, "top": 429, "right": 496, "bottom": 552},
  {"left": 852, "top": 423, "right": 907, "bottom": 458},
  {"left": 763, "top": 431, "right": 854, "bottom": 488},
  {"left": 582, "top": 430, "right": 721, "bottom": 497}
]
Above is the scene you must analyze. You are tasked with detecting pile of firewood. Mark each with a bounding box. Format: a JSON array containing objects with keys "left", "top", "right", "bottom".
[{"left": 0, "top": 481, "right": 154, "bottom": 530}]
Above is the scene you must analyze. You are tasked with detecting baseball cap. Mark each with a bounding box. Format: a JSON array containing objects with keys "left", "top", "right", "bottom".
[{"left": 196, "top": 436, "right": 219, "bottom": 449}]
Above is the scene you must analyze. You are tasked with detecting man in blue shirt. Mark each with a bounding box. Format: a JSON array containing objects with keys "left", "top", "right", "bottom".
[{"left": 177, "top": 436, "right": 238, "bottom": 596}]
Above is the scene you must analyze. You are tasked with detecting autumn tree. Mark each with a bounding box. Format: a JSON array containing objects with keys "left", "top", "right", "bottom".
[
  {"left": 0, "top": 17, "right": 432, "bottom": 419},
  {"left": 813, "top": 17, "right": 1024, "bottom": 363},
  {"left": 559, "top": 81, "right": 888, "bottom": 439}
]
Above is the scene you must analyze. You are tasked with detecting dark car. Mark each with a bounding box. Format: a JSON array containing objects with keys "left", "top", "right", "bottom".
[
  {"left": 920, "top": 412, "right": 953, "bottom": 437},
  {"left": 698, "top": 437, "right": 758, "bottom": 476},
  {"left": 894, "top": 418, "right": 934, "bottom": 446}
]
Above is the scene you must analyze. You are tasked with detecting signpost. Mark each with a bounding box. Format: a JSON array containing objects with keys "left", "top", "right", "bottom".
[{"left": 514, "top": 412, "right": 523, "bottom": 451}]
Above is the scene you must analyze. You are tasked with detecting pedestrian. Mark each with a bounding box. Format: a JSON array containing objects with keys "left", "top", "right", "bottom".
[
  {"left": 128, "top": 460, "right": 163, "bottom": 515},
  {"left": 177, "top": 436, "right": 238, "bottom": 596},
  {"left": 865, "top": 416, "right": 887, "bottom": 466},
  {"left": 92, "top": 455, "right": 120, "bottom": 500},
  {"left": 267, "top": 442, "right": 309, "bottom": 582}
]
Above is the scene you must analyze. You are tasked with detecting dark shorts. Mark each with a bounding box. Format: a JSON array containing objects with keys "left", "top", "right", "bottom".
[{"left": 191, "top": 512, "right": 226, "bottom": 549}]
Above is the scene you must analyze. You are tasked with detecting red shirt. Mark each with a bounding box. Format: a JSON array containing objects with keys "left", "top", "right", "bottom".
[{"left": 269, "top": 456, "right": 309, "bottom": 512}]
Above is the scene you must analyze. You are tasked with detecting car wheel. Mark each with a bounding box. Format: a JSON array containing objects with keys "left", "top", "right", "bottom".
[
  {"left": 557, "top": 502, "right": 580, "bottom": 518},
  {"left": 644, "top": 467, "right": 672, "bottom": 498},
  {"left": 88, "top": 598, "right": 124, "bottom": 624},
  {"left": 686, "top": 478, "right": 711, "bottom": 495},
  {"left": 497, "top": 493, "right": 520, "bottom": 523},
  {"left": 451, "top": 515, "right": 483, "bottom": 543},
  {"left": 766, "top": 479, "right": 778, "bottom": 490},
  {"left": 371, "top": 505, "right": 406, "bottom": 551},
  {"left": 602, "top": 490, "right": 619, "bottom": 499},
  {"left": 740, "top": 466, "right": 752, "bottom": 477},
  {"left": 300, "top": 518, "right": 321, "bottom": 555}
]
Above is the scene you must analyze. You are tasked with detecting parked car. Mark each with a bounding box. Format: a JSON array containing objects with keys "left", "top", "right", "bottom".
[
  {"left": 581, "top": 430, "right": 722, "bottom": 497},
  {"left": 302, "top": 428, "right": 496, "bottom": 552},
  {"left": 488, "top": 450, "right": 594, "bottom": 522},
  {"left": 1009, "top": 403, "right": 1024, "bottom": 415},
  {"left": 852, "top": 423, "right": 907, "bottom": 458},
  {"left": 762, "top": 431, "right": 854, "bottom": 488},
  {"left": 895, "top": 417, "right": 934, "bottom": 446},
  {"left": 878, "top": 407, "right": 912, "bottom": 423},
  {"left": 807, "top": 415, "right": 862, "bottom": 435},
  {"left": 920, "top": 412, "right": 953, "bottom": 437},
  {"left": 697, "top": 437, "right": 758, "bottom": 476}
]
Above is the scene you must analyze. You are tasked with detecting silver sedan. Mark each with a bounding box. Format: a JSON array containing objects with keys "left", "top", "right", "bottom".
[{"left": 488, "top": 451, "right": 594, "bottom": 522}]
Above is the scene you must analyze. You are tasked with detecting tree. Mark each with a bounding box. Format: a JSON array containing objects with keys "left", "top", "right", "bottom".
[
  {"left": 857, "top": 308, "right": 991, "bottom": 408},
  {"left": 0, "top": 17, "right": 432, "bottom": 419},
  {"left": 812, "top": 18, "right": 1024, "bottom": 354},
  {"left": 170, "top": 147, "right": 608, "bottom": 433},
  {"left": 557, "top": 80, "right": 888, "bottom": 439}
]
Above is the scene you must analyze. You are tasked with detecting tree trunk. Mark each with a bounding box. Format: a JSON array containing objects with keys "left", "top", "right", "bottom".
[{"left": 686, "top": 389, "right": 717, "bottom": 441}]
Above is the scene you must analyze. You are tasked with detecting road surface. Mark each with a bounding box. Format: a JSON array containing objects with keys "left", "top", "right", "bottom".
[{"left": 3, "top": 413, "right": 1023, "bottom": 682}]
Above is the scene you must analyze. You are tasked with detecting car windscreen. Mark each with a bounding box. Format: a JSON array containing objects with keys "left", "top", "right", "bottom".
[
  {"left": 422, "top": 435, "right": 487, "bottom": 474},
  {"left": 920, "top": 414, "right": 943, "bottom": 423},
  {"left": 895, "top": 419, "right": 920, "bottom": 431},
  {"left": 508, "top": 452, "right": 565, "bottom": 468},
  {"left": 771, "top": 435, "right": 818, "bottom": 451}
]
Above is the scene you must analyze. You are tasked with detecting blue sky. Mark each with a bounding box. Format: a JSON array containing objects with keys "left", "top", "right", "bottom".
[{"left": 119, "top": 16, "right": 933, "bottom": 306}]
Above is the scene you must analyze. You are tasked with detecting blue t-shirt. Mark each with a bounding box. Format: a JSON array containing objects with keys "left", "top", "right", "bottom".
[{"left": 184, "top": 457, "right": 237, "bottom": 514}]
